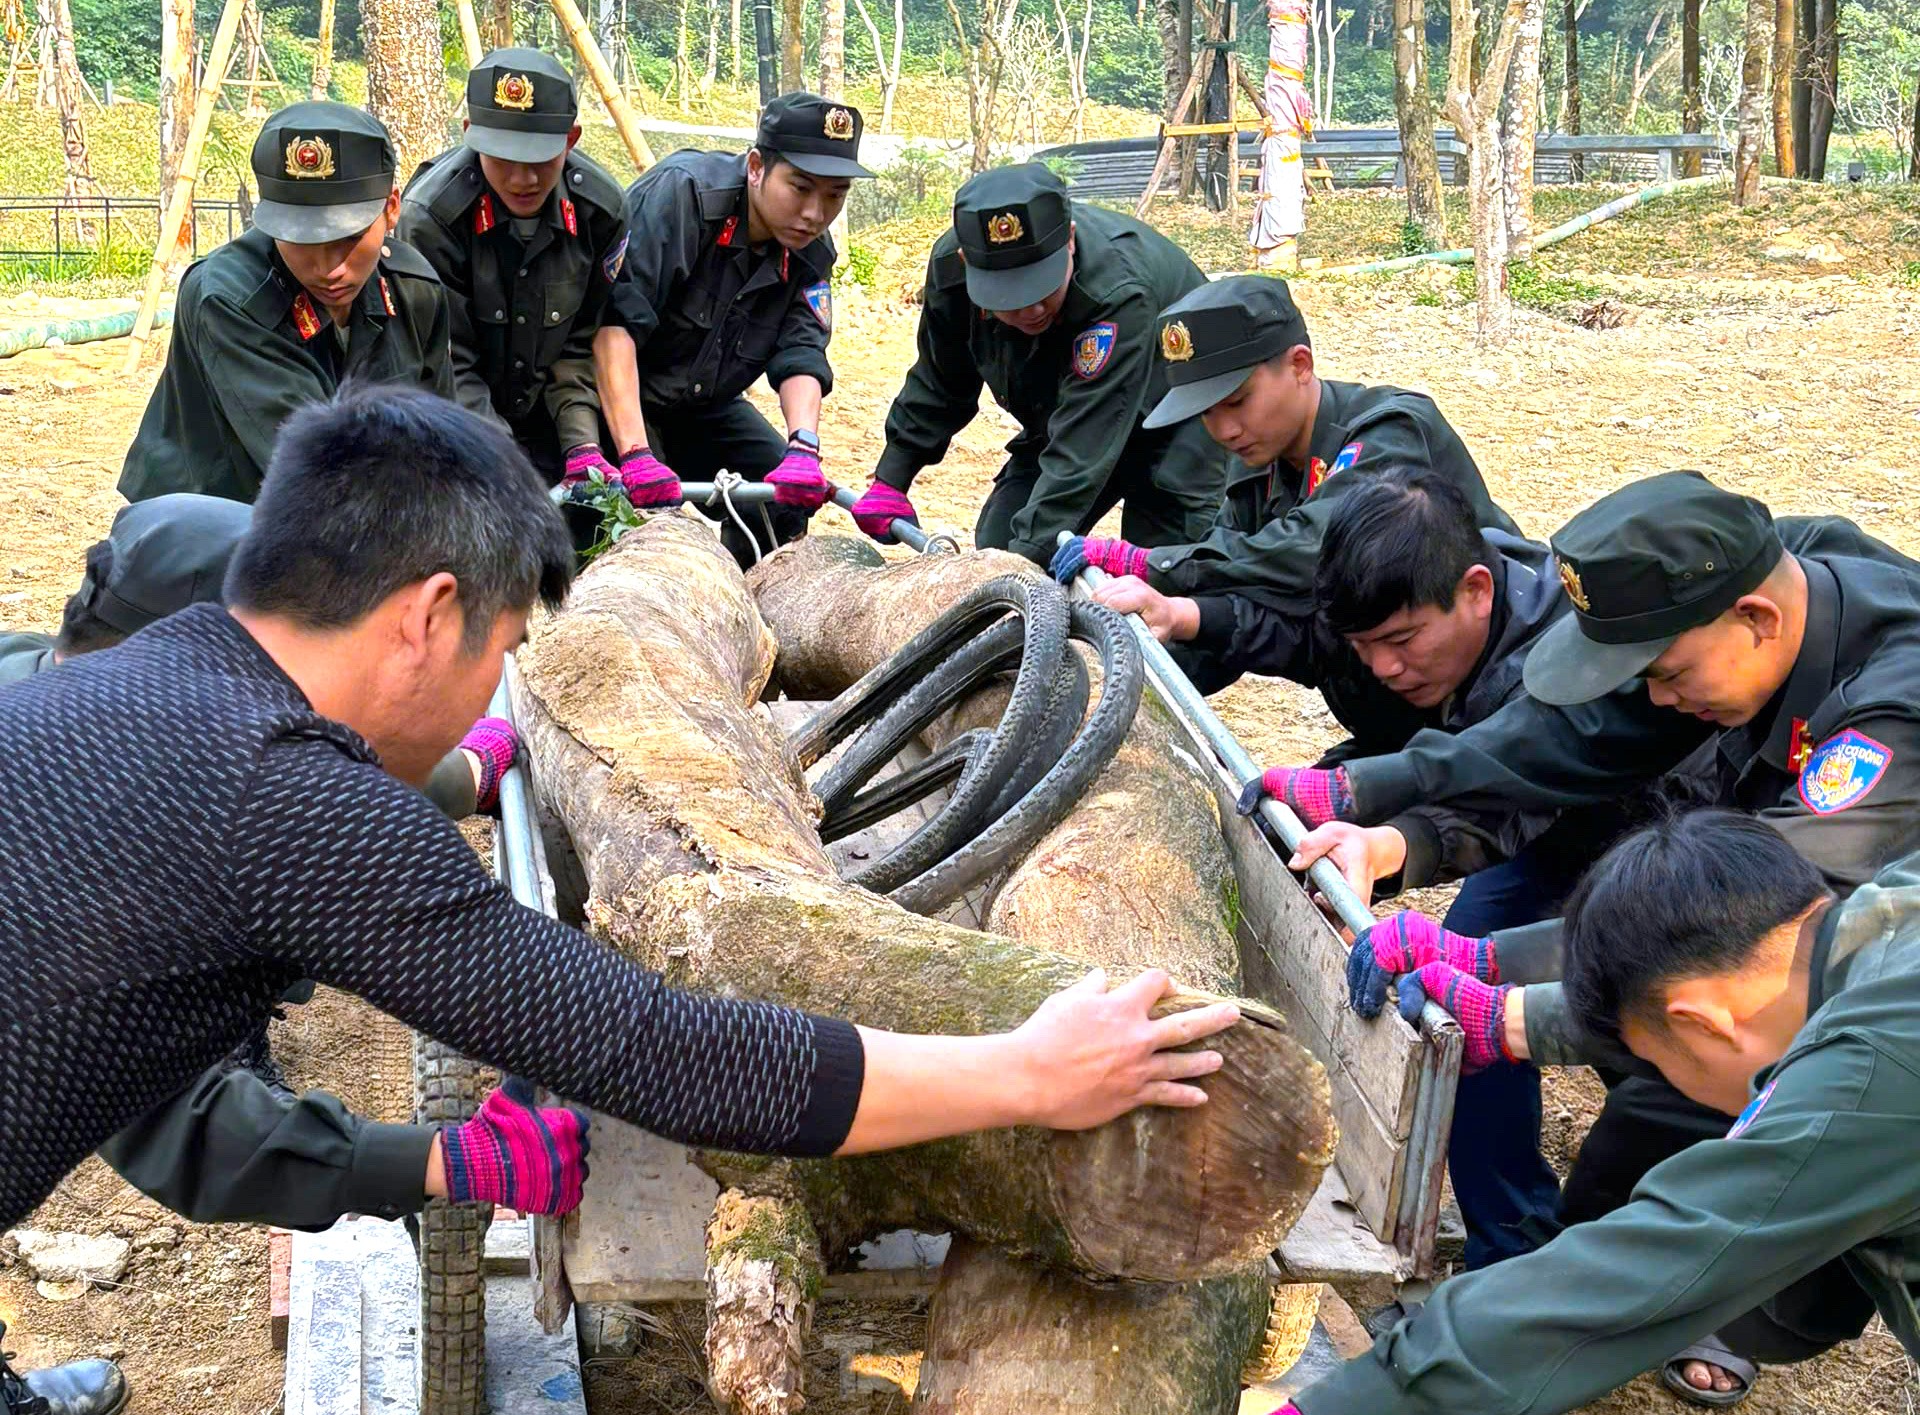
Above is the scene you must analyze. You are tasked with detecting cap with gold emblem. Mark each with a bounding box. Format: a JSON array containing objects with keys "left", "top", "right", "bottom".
[
  {"left": 755, "top": 91, "right": 874, "bottom": 179},
  {"left": 1141, "top": 274, "right": 1311, "bottom": 428},
  {"left": 250, "top": 100, "right": 398, "bottom": 244},
  {"left": 465, "top": 48, "right": 579, "bottom": 164},
  {"left": 950, "top": 162, "right": 1075, "bottom": 311},
  {"left": 1522, "top": 470, "right": 1783, "bottom": 706}
]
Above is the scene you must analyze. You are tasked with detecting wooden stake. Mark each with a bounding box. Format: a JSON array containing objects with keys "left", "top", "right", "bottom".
[
  {"left": 453, "top": 0, "right": 484, "bottom": 67},
  {"left": 1135, "top": 66, "right": 1204, "bottom": 217},
  {"left": 547, "top": 0, "right": 656, "bottom": 172},
  {"left": 123, "top": 0, "right": 247, "bottom": 375}
]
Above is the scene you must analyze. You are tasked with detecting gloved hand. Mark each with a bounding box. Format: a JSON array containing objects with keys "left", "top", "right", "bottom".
[
  {"left": 1347, "top": 911, "right": 1498, "bottom": 1019},
  {"left": 767, "top": 443, "right": 831, "bottom": 511},
  {"left": 562, "top": 444, "right": 619, "bottom": 492},
  {"left": 1235, "top": 765, "right": 1354, "bottom": 827},
  {"left": 1266, "top": 1406, "right": 1303, "bottom": 1415},
  {"left": 618, "top": 446, "right": 683, "bottom": 509},
  {"left": 849, "top": 481, "right": 917, "bottom": 541},
  {"left": 1397, "top": 962, "right": 1515, "bottom": 1073},
  {"left": 457, "top": 715, "right": 519, "bottom": 814},
  {"left": 442, "top": 1076, "right": 591, "bottom": 1215},
  {"left": 1049, "top": 534, "right": 1149, "bottom": 584}
]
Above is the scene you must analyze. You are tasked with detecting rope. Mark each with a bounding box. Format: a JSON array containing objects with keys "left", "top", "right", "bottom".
[{"left": 703, "top": 469, "right": 765, "bottom": 566}]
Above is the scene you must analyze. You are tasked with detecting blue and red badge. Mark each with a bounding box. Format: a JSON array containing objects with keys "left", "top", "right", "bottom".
[
  {"left": 1797, "top": 728, "right": 1893, "bottom": 815},
  {"left": 603, "top": 233, "right": 629, "bottom": 282},
  {"left": 1072, "top": 322, "right": 1117, "bottom": 379},
  {"left": 1330, "top": 441, "right": 1364, "bottom": 476},
  {"left": 804, "top": 280, "right": 832, "bottom": 331},
  {"left": 1728, "top": 1078, "right": 1779, "bottom": 1138}
]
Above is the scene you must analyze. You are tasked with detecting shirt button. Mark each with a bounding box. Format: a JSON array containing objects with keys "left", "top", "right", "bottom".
[
  {"left": 493, "top": 309, "right": 504, "bottom": 319},
  {"left": 550, "top": 311, "right": 561, "bottom": 322},
  {"left": 516, "top": 315, "right": 526, "bottom": 324},
  {"left": 519, "top": 267, "right": 529, "bottom": 277},
  {"left": 693, "top": 382, "right": 703, "bottom": 393},
  {"left": 514, "top": 358, "right": 526, "bottom": 369}
]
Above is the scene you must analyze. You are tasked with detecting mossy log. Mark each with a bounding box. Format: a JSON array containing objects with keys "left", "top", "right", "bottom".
[
  {"left": 512, "top": 518, "right": 1334, "bottom": 1288},
  {"left": 704, "top": 1191, "right": 823, "bottom": 1415}
]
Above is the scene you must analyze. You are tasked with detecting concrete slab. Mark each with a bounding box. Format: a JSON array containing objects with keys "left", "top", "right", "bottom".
[{"left": 484, "top": 1275, "right": 587, "bottom": 1415}]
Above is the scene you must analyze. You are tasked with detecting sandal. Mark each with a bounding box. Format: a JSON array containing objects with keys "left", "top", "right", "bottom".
[{"left": 1660, "top": 1333, "right": 1757, "bottom": 1408}]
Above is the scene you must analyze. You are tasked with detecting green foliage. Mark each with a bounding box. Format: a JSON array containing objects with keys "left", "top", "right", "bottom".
[
  {"left": 1452, "top": 260, "right": 1606, "bottom": 310},
  {"left": 1397, "top": 219, "right": 1433, "bottom": 257},
  {"left": 1900, "top": 259, "right": 1920, "bottom": 286},
  {"left": 0, "top": 242, "right": 149, "bottom": 290},
  {"left": 846, "top": 145, "right": 964, "bottom": 229},
  {"left": 842, "top": 241, "right": 880, "bottom": 288},
  {"left": 1410, "top": 287, "right": 1443, "bottom": 306},
  {"left": 565, "top": 474, "right": 644, "bottom": 566}
]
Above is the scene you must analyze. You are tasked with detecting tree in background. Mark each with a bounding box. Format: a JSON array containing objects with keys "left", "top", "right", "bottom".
[
  {"left": 310, "top": 0, "right": 333, "bottom": 97},
  {"left": 1054, "top": 0, "right": 1095, "bottom": 139},
  {"left": 1563, "top": 0, "right": 1584, "bottom": 175},
  {"left": 1682, "top": 0, "right": 1703, "bottom": 170},
  {"left": 850, "top": 0, "right": 903, "bottom": 129},
  {"left": 362, "top": 0, "right": 445, "bottom": 180},
  {"left": 781, "top": 0, "right": 802, "bottom": 88},
  {"left": 483, "top": 0, "right": 513, "bottom": 48},
  {"left": 1443, "top": 0, "right": 1532, "bottom": 341},
  {"left": 1394, "top": 0, "right": 1447, "bottom": 245},
  {"left": 1735, "top": 0, "right": 1771, "bottom": 198},
  {"left": 819, "top": 0, "right": 845, "bottom": 94},
  {"left": 1503, "top": 0, "right": 1545, "bottom": 258},
  {"left": 160, "top": 0, "right": 194, "bottom": 264},
  {"left": 1772, "top": 0, "right": 1794, "bottom": 169},
  {"left": 946, "top": 0, "right": 1022, "bottom": 170}
]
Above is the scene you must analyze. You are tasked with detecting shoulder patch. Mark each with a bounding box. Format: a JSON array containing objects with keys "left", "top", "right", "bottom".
[
  {"left": 1330, "top": 440, "right": 1364, "bottom": 476},
  {"left": 603, "top": 231, "right": 629, "bottom": 282},
  {"left": 803, "top": 280, "right": 832, "bottom": 331},
  {"left": 1727, "top": 1078, "right": 1779, "bottom": 1138},
  {"left": 1072, "top": 321, "right": 1118, "bottom": 379},
  {"left": 1798, "top": 729, "right": 1894, "bottom": 815}
]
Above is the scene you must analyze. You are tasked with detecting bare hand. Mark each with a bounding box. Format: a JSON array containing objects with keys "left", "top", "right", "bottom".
[
  {"left": 1288, "top": 822, "right": 1408, "bottom": 906},
  {"left": 1011, "top": 968, "right": 1238, "bottom": 1129},
  {"left": 1092, "top": 577, "right": 1199, "bottom": 644}
]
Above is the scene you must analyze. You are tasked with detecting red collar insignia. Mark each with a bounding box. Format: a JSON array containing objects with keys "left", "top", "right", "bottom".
[
  {"left": 561, "top": 198, "right": 577, "bottom": 236},
  {"left": 290, "top": 292, "right": 322, "bottom": 341},
  {"left": 379, "top": 276, "right": 396, "bottom": 316},
  {"left": 780, "top": 247, "right": 791, "bottom": 280},
  {"left": 473, "top": 193, "right": 496, "bottom": 235},
  {"left": 1305, "top": 456, "right": 1328, "bottom": 497},
  {"left": 718, "top": 214, "right": 740, "bottom": 247},
  {"left": 1789, "top": 717, "right": 1814, "bottom": 774}
]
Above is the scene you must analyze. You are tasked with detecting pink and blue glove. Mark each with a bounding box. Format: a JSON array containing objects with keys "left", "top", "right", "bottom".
[
  {"left": 849, "top": 482, "right": 918, "bottom": 541},
  {"left": 562, "top": 444, "right": 619, "bottom": 491},
  {"left": 1235, "top": 765, "right": 1354, "bottom": 827},
  {"left": 1348, "top": 911, "right": 1498, "bottom": 1019},
  {"left": 617, "top": 446, "right": 683, "bottom": 509},
  {"left": 1049, "top": 534, "right": 1149, "bottom": 584},
  {"left": 766, "top": 443, "right": 831, "bottom": 511},
  {"left": 1397, "top": 962, "right": 1515, "bottom": 1073},
  {"left": 442, "top": 1076, "right": 591, "bottom": 1216},
  {"left": 458, "top": 715, "right": 519, "bottom": 814}
]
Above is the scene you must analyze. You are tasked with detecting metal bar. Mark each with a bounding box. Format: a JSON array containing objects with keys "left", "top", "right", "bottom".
[
  {"left": 829, "top": 484, "right": 932, "bottom": 553},
  {"left": 1058, "top": 537, "right": 1454, "bottom": 1038},
  {"left": 678, "top": 480, "right": 777, "bottom": 505},
  {"left": 486, "top": 675, "right": 544, "bottom": 912}
]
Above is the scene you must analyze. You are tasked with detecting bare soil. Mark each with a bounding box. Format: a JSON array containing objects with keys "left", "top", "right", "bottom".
[{"left": 4, "top": 180, "right": 1919, "bottom": 1413}]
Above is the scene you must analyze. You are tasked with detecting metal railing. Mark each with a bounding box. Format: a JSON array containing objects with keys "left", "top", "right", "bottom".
[{"left": 0, "top": 194, "right": 250, "bottom": 264}]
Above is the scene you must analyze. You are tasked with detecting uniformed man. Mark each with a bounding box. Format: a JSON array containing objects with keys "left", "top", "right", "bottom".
[
  {"left": 119, "top": 101, "right": 453, "bottom": 504},
  {"left": 1274, "top": 471, "right": 1920, "bottom": 1402},
  {"left": 1050, "top": 276, "right": 1517, "bottom": 610},
  {"left": 1274, "top": 809, "right": 1920, "bottom": 1414},
  {"left": 400, "top": 49, "right": 638, "bottom": 495},
  {"left": 591, "top": 92, "right": 874, "bottom": 562},
  {"left": 846, "top": 163, "right": 1228, "bottom": 565}
]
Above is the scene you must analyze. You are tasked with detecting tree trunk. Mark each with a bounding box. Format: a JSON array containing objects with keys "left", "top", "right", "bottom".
[
  {"left": 1159, "top": 0, "right": 1192, "bottom": 119},
  {"left": 1805, "top": 0, "right": 1835, "bottom": 178},
  {"left": 1790, "top": 0, "right": 1813, "bottom": 176},
  {"left": 311, "top": 0, "right": 336, "bottom": 99},
  {"left": 1502, "top": 0, "right": 1544, "bottom": 259},
  {"left": 732, "top": 0, "right": 743, "bottom": 80},
  {"left": 1910, "top": 74, "right": 1920, "bottom": 181},
  {"left": 363, "top": 0, "right": 448, "bottom": 182},
  {"left": 1681, "top": 0, "right": 1701, "bottom": 174},
  {"left": 819, "top": 0, "right": 845, "bottom": 96},
  {"left": 484, "top": 0, "right": 514, "bottom": 48},
  {"left": 1734, "top": 0, "right": 1771, "bottom": 203},
  {"left": 748, "top": 535, "right": 1308, "bottom": 1415},
  {"left": 1563, "top": 0, "right": 1582, "bottom": 176},
  {"left": 160, "top": 0, "right": 196, "bottom": 265},
  {"left": 781, "top": 0, "right": 804, "bottom": 89},
  {"left": 47, "top": 0, "right": 97, "bottom": 231},
  {"left": 704, "top": 1191, "right": 821, "bottom": 1415},
  {"left": 1771, "top": 0, "right": 1794, "bottom": 173},
  {"left": 1395, "top": 0, "right": 1447, "bottom": 246},
  {"left": 1447, "top": 0, "right": 1529, "bottom": 343},
  {"left": 515, "top": 517, "right": 1335, "bottom": 1287}
]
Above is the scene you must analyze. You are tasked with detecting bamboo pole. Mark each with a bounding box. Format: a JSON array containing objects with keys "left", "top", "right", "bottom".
[
  {"left": 310, "top": 0, "right": 335, "bottom": 98},
  {"left": 122, "top": 0, "right": 247, "bottom": 375},
  {"left": 547, "top": 0, "right": 656, "bottom": 171},
  {"left": 453, "top": 0, "right": 484, "bottom": 67}
]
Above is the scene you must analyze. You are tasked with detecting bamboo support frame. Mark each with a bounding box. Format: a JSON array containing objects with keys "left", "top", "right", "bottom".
[
  {"left": 122, "top": 0, "right": 247, "bottom": 375},
  {"left": 547, "top": 0, "right": 656, "bottom": 172},
  {"left": 454, "top": 0, "right": 484, "bottom": 67}
]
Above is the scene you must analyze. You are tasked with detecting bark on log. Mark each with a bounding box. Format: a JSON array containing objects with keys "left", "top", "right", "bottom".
[
  {"left": 514, "top": 517, "right": 1334, "bottom": 1287},
  {"left": 705, "top": 1190, "right": 822, "bottom": 1415}
]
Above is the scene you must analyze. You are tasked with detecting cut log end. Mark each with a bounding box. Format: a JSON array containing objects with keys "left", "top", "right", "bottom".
[{"left": 704, "top": 1190, "right": 823, "bottom": 1415}]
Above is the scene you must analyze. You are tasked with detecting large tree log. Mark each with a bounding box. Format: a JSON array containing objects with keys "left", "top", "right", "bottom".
[{"left": 513, "top": 517, "right": 1334, "bottom": 1283}]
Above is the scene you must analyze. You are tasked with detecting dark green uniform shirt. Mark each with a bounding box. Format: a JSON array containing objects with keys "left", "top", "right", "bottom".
[
  {"left": 398, "top": 146, "right": 627, "bottom": 454},
  {"left": 1301, "top": 848, "right": 1920, "bottom": 1413},
  {"left": 874, "top": 204, "right": 1221, "bottom": 564},
  {"left": 604, "top": 149, "right": 834, "bottom": 409},
  {"left": 0, "top": 630, "right": 55, "bottom": 687},
  {"left": 118, "top": 227, "right": 456, "bottom": 503},
  {"left": 1142, "top": 379, "right": 1519, "bottom": 605}
]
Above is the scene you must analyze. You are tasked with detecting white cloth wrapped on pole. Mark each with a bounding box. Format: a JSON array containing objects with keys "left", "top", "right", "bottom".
[{"left": 1250, "top": 0, "right": 1313, "bottom": 267}]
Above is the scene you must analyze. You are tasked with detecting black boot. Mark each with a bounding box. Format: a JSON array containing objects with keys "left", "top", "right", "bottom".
[
  {"left": 223, "top": 1015, "right": 293, "bottom": 1102},
  {"left": 0, "top": 1322, "right": 128, "bottom": 1415}
]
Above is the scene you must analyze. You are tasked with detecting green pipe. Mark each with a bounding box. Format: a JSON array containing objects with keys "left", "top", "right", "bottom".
[
  {"left": 0, "top": 305, "right": 173, "bottom": 360},
  {"left": 1313, "top": 173, "right": 1728, "bottom": 277}
]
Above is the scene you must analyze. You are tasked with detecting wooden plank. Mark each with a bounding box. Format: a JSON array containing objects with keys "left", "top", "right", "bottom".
[
  {"left": 1278, "top": 1170, "right": 1410, "bottom": 1314},
  {"left": 560, "top": 1114, "right": 717, "bottom": 1300},
  {"left": 1165, "top": 119, "right": 1265, "bottom": 136}
]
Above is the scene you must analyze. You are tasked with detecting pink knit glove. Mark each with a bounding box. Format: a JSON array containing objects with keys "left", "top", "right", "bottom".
[
  {"left": 1235, "top": 765, "right": 1354, "bottom": 827},
  {"left": 618, "top": 447, "right": 683, "bottom": 509},
  {"left": 849, "top": 482, "right": 918, "bottom": 540},
  {"left": 562, "top": 444, "right": 618, "bottom": 488},
  {"left": 1081, "top": 536, "right": 1150, "bottom": 580},
  {"left": 1266, "top": 1406, "right": 1303, "bottom": 1415},
  {"left": 1349, "top": 912, "right": 1498, "bottom": 1019},
  {"left": 1398, "top": 963, "right": 1515, "bottom": 1073},
  {"left": 442, "top": 1077, "right": 591, "bottom": 1216},
  {"left": 458, "top": 715, "right": 518, "bottom": 814},
  {"left": 766, "top": 445, "right": 831, "bottom": 510}
]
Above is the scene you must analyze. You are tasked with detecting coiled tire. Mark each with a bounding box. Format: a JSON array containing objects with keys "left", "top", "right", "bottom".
[{"left": 413, "top": 1035, "right": 493, "bottom": 1415}]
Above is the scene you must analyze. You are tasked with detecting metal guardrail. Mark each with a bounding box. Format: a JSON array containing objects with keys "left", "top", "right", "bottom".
[{"left": 0, "top": 195, "right": 249, "bottom": 263}]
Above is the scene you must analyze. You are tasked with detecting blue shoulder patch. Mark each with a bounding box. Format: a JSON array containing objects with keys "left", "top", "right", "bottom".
[
  {"left": 1727, "top": 1078, "right": 1779, "bottom": 1138},
  {"left": 804, "top": 280, "right": 832, "bottom": 331},
  {"left": 1329, "top": 440, "right": 1365, "bottom": 477},
  {"left": 1072, "top": 321, "right": 1118, "bottom": 379},
  {"left": 1798, "top": 729, "right": 1893, "bottom": 815},
  {"left": 602, "top": 232, "right": 629, "bottom": 282}
]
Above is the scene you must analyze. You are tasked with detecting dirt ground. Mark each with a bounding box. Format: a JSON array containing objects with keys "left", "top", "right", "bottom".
[{"left": 3, "top": 188, "right": 1919, "bottom": 1414}]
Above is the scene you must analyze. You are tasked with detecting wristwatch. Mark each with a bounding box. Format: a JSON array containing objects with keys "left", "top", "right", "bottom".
[{"left": 789, "top": 428, "right": 821, "bottom": 453}]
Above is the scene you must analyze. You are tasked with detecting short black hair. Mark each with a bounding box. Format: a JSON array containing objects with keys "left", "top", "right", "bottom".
[
  {"left": 753, "top": 146, "right": 790, "bottom": 173},
  {"left": 225, "top": 382, "right": 573, "bottom": 650},
  {"left": 55, "top": 540, "right": 128, "bottom": 656},
  {"left": 1563, "top": 809, "right": 1827, "bottom": 1043},
  {"left": 1314, "top": 468, "right": 1491, "bottom": 636}
]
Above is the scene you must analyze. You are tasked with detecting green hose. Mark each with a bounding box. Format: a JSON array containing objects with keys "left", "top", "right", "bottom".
[{"left": 0, "top": 306, "right": 174, "bottom": 360}]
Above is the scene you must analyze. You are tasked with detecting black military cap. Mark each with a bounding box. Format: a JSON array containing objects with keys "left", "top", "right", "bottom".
[
  {"left": 756, "top": 92, "right": 874, "bottom": 180},
  {"left": 1142, "top": 275, "right": 1311, "bottom": 428},
  {"left": 251, "top": 101, "right": 397, "bottom": 244},
  {"left": 465, "top": 48, "right": 579, "bottom": 164},
  {"left": 77, "top": 494, "right": 252, "bottom": 636},
  {"left": 1522, "top": 470, "right": 1784, "bottom": 706},
  {"left": 951, "top": 163, "right": 1074, "bottom": 311}
]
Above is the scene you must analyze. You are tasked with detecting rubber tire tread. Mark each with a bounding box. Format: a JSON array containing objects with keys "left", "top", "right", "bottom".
[{"left": 414, "top": 1034, "right": 493, "bottom": 1415}]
